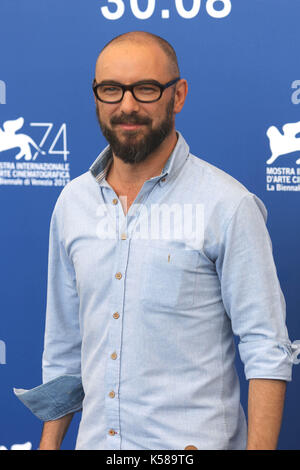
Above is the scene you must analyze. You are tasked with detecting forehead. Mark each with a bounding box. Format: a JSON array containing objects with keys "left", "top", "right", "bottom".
[{"left": 95, "top": 41, "right": 171, "bottom": 83}]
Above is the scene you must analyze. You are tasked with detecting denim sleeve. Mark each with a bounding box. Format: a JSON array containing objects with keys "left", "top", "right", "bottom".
[
  {"left": 13, "top": 375, "right": 84, "bottom": 421},
  {"left": 14, "top": 195, "right": 83, "bottom": 420},
  {"left": 216, "top": 193, "right": 297, "bottom": 381}
]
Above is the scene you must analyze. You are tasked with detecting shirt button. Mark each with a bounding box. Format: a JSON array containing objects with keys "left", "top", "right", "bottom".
[
  {"left": 111, "top": 352, "right": 117, "bottom": 360},
  {"left": 161, "top": 177, "right": 166, "bottom": 182},
  {"left": 121, "top": 233, "right": 127, "bottom": 240},
  {"left": 112, "top": 198, "right": 118, "bottom": 205},
  {"left": 108, "top": 429, "right": 116, "bottom": 436},
  {"left": 184, "top": 445, "right": 198, "bottom": 450},
  {"left": 113, "top": 312, "right": 120, "bottom": 319},
  {"left": 115, "top": 272, "right": 122, "bottom": 280},
  {"left": 109, "top": 390, "right": 115, "bottom": 398}
]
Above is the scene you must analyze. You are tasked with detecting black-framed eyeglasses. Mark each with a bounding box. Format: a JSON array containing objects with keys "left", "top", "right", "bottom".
[{"left": 92, "top": 77, "right": 180, "bottom": 103}]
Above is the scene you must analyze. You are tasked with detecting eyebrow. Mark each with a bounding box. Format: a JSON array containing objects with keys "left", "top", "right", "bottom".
[{"left": 97, "top": 79, "right": 162, "bottom": 86}]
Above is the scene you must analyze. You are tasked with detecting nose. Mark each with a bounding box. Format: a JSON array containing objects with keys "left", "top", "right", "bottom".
[{"left": 119, "top": 89, "right": 140, "bottom": 114}]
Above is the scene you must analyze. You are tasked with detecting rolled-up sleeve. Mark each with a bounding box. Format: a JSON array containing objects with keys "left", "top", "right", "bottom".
[
  {"left": 13, "top": 375, "right": 84, "bottom": 421},
  {"left": 14, "top": 196, "right": 84, "bottom": 420},
  {"left": 216, "top": 193, "right": 295, "bottom": 381}
]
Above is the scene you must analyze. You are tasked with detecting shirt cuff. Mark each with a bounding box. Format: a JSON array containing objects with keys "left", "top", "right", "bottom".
[
  {"left": 238, "top": 339, "right": 299, "bottom": 381},
  {"left": 13, "top": 374, "right": 84, "bottom": 421}
]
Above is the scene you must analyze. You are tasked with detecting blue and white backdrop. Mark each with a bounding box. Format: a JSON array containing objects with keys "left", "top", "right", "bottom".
[{"left": 0, "top": 0, "right": 299, "bottom": 450}]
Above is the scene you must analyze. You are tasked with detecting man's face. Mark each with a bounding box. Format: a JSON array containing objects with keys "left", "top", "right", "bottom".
[{"left": 94, "top": 42, "right": 177, "bottom": 164}]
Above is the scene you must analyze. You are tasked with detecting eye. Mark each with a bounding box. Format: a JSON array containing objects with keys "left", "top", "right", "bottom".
[
  {"left": 101, "top": 85, "right": 121, "bottom": 95},
  {"left": 136, "top": 85, "right": 158, "bottom": 94}
]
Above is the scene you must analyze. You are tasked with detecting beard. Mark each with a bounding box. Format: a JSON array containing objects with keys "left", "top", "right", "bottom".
[{"left": 96, "top": 95, "right": 175, "bottom": 164}]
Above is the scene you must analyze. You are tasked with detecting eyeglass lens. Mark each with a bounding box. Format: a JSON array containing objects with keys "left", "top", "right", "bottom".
[{"left": 97, "top": 83, "right": 161, "bottom": 102}]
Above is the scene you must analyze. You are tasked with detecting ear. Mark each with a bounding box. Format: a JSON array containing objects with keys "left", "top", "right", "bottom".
[
  {"left": 92, "top": 78, "right": 98, "bottom": 105},
  {"left": 173, "top": 79, "right": 188, "bottom": 114}
]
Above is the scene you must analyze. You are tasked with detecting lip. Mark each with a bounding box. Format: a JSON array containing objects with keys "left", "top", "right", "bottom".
[{"left": 117, "top": 123, "right": 144, "bottom": 130}]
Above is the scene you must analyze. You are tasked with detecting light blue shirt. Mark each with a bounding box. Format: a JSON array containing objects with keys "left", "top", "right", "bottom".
[{"left": 14, "top": 132, "right": 295, "bottom": 450}]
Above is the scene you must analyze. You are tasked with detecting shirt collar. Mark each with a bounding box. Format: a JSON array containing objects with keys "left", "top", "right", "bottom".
[{"left": 89, "top": 131, "right": 190, "bottom": 187}]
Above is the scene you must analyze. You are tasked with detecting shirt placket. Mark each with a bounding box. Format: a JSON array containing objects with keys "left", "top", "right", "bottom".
[{"left": 103, "top": 178, "right": 163, "bottom": 450}]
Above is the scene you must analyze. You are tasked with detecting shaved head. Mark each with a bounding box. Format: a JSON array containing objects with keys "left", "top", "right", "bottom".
[{"left": 96, "top": 31, "right": 180, "bottom": 77}]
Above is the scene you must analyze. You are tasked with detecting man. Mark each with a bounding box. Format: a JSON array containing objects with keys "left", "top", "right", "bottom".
[{"left": 14, "top": 31, "right": 295, "bottom": 450}]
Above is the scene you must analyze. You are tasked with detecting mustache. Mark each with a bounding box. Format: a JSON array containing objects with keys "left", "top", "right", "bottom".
[{"left": 110, "top": 113, "right": 152, "bottom": 126}]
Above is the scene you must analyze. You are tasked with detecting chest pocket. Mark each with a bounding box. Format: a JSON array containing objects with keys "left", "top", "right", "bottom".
[{"left": 139, "top": 244, "right": 199, "bottom": 312}]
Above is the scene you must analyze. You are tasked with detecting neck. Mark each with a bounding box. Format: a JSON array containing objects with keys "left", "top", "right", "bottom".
[{"left": 106, "top": 130, "right": 178, "bottom": 190}]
